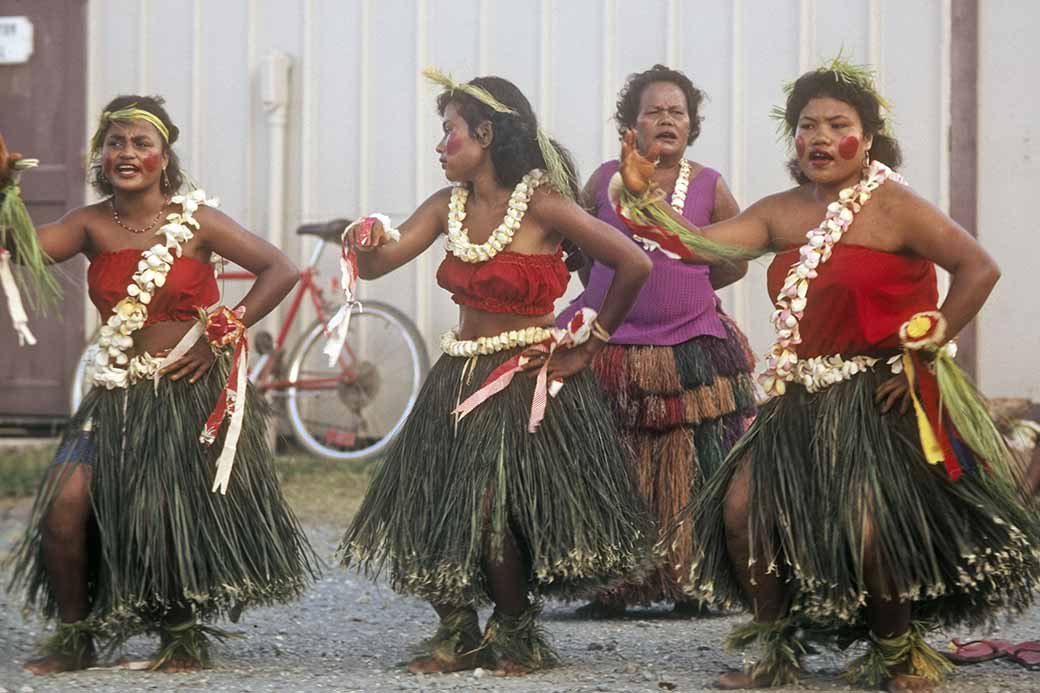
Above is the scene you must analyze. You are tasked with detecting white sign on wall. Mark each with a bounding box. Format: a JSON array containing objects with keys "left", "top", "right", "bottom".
[{"left": 0, "top": 16, "right": 33, "bottom": 65}]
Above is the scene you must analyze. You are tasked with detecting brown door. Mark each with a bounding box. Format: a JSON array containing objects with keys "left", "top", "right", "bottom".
[{"left": 0, "top": 0, "right": 86, "bottom": 423}]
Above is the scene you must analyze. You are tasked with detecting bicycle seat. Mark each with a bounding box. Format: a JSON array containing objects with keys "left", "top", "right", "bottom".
[{"left": 296, "top": 218, "right": 352, "bottom": 242}]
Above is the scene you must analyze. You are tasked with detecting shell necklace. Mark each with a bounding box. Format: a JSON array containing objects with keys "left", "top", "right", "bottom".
[
  {"left": 669, "top": 159, "right": 691, "bottom": 214},
  {"left": 445, "top": 169, "right": 544, "bottom": 263}
]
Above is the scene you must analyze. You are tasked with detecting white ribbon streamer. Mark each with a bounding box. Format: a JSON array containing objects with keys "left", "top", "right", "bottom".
[
  {"left": 0, "top": 249, "right": 36, "bottom": 346},
  {"left": 211, "top": 345, "right": 249, "bottom": 495}
]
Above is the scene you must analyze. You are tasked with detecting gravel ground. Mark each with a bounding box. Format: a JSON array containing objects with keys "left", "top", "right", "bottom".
[{"left": 2, "top": 508, "right": 1040, "bottom": 692}]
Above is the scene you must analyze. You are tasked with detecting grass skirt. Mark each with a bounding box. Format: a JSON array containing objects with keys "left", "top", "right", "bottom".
[
  {"left": 588, "top": 315, "right": 756, "bottom": 605},
  {"left": 340, "top": 348, "right": 655, "bottom": 608},
  {"left": 8, "top": 356, "right": 320, "bottom": 639},
  {"left": 682, "top": 366, "right": 1040, "bottom": 630}
]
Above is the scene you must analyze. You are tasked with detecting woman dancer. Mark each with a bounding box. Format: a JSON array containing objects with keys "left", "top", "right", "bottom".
[
  {"left": 559, "top": 65, "right": 756, "bottom": 619},
  {"left": 339, "top": 71, "right": 654, "bottom": 675},
  {"left": 4, "top": 95, "right": 318, "bottom": 674},
  {"left": 614, "top": 60, "right": 1040, "bottom": 691}
]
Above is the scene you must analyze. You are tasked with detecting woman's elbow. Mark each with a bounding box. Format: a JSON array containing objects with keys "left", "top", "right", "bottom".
[{"left": 630, "top": 251, "right": 653, "bottom": 283}]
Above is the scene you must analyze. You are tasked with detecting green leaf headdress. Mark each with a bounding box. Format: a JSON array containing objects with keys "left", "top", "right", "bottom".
[
  {"left": 423, "top": 67, "right": 577, "bottom": 200},
  {"left": 89, "top": 105, "right": 171, "bottom": 159},
  {"left": 769, "top": 53, "right": 893, "bottom": 140}
]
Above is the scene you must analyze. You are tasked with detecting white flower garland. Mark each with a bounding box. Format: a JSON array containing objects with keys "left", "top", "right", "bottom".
[
  {"left": 91, "top": 189, "right": 219, "bottom": 389},
  {"left": 440, "top": 325, "right": 553, "bottom": 357},
  {"left": 759, "top": 161, "right": 906, "bottom": 397},
  {"left": 445, "top": 169, "right": 544, "bottom": 263},
  {"left": 669, "top": 159, "right": 691, "bottom": 214}
]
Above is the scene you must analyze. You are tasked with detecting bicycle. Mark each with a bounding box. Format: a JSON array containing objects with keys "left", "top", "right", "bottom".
[{"left": 70, "top": 219, "right": 430, "bottom": 462}]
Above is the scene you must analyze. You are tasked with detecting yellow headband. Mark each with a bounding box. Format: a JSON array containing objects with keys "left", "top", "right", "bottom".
[
  {"left": 89, "top": 106, "right": 171, "bottom": 158},
  {"left": 423, "top": 67, "right": 575, "bottom": 200}
]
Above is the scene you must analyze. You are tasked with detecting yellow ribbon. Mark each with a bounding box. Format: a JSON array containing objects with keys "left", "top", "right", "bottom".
[
  {"left": 902, "top": 351, "right": 944, "bottom": 465},
  {"left": 89, "top": 106, "right": 170, "bottom": 158}
]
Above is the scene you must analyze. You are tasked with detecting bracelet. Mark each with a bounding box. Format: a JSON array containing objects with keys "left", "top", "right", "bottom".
[
  {"left": 899, "top": 310, "right": 947, "bottom": 351},
  {"left": 202, "top": 305, "right": 247, "bottom": 350},
  {"left": 345, "top": 213, "right": 401, "bottom": 248},
  {"left": 590, "top": 320, "right": 612, "bottom": 343}
]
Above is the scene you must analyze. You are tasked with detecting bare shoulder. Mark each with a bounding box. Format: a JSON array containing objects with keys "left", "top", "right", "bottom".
[
  {"left": 874, "top": 177, "right": 935, "bottom": 216},
  {"left": 528, "top": 186, "right": 577, "bottom": 220},
  {"left": 191, "top": 203, "right": 241, "bottom": 233}
]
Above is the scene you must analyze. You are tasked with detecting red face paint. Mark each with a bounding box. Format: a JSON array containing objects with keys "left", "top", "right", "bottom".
[
  {"left": 838, "top": 136, "right": 860, "bottom": 161},
  {"left": 141, "top": 152, "right": 162, "bottom": 172},
  {"left": 444, "top": 131, "right": 463, "bottom": 156},
  {"left": 795, "top": 136, "right": 806, "bottom": 159}
]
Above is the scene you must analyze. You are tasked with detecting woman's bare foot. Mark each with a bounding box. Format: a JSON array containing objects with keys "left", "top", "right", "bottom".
[
  {"left": 406, "top": 651, "right": 484, "bottom": 674},
  {"left": 716, "top": 669, "right": 774, "bottom": 690},
  {"left": 23, "top": 650, "right": 96, "bottom": 675},
  {"left": 885, "top": 673, "right": 934, "bottom": 692}
]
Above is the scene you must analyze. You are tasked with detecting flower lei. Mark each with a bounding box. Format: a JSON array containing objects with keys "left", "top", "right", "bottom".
[
  {"left": 92, "top": 189, "right": 218, "bottom": 389},
  {"left": 759, "top": 160, "right": 905, "bottom": 397},
  {"left": 451, "top": 308, "right": 598, "bottom": 433},
  {"left": 440, "top": 325, "right": 553, "bottom": 358},
  {"left": 445, "top": 169, "right": 544, "bottom": 263}
]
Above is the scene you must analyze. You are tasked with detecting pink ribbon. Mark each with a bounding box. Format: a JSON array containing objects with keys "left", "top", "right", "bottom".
[{"left": 451, "top": 308, "right": 596, "bottom": 433}]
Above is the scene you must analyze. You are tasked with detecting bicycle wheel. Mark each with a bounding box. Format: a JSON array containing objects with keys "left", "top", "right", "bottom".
[
  {"left": 285, "top": 301, "right": 430, "bottom": 462},
  {"left": 69, "top": 330, "right": 100, "bottom": 413}
]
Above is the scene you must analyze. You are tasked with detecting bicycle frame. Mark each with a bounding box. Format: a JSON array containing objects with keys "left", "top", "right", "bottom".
[{"left": 218, "top": 239, "right": 359, "bottom": 393}]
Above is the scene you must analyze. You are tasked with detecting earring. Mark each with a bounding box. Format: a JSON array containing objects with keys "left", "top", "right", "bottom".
[
  {"left": 161, "top": 168, "right": 170, "bottom": 191},
  {"left": 863, "top": 148, "right": 871, "bottom": 169}
]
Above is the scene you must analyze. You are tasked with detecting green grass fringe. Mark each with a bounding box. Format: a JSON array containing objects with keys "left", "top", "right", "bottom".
[
  {"left": 844, "top": 622, "right": 954, "bottom": 686},
  {"left": 935, "top": 351, "right": 1016, "bottom": 478},
  {"left": 152, "top": 620, "right": 244, "bottom": 670},
  {"left": 7, "top": 355, "right": 321, "bottom": 642},
  {"left": 34, "top": 619, "right": 96, "bottom": 666},
  {"left": 0, "top": 182, "right": 61, "bottom": 312},
  {"left": 482, "top": 602, "right": 559, "bottom": 671},
  {"left": 619, "top": 187, "right": 761, "bottom": 263},
  {"left": 681, "top": 367, "right": 1040, "bottom": 632},
  {"left": 340, "top": 348, "right": 657, "bottom": 607},
  {"left": 725, "top": 618, "right": 805, "bottom": 686}
]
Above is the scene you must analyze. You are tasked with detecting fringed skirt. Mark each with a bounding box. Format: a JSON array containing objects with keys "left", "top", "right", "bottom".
[
  {"left": 8, "top": 355, "right": 320, "bottom": 638},
  {"left": 340, "top": 347, "right": 656, "bottom": 608},
  {"left": 683, "top": 366, "right": 1040, "bottom": 630},
  {"left": 589, "top": 315, "right": 756, "bottom": 605}
]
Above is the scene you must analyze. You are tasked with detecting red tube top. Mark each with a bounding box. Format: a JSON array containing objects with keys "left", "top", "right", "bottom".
[
  {"left": 436, "top": 250, "right": 570, "bottom": 315},
  {"left": 766, "top": 244, "right": 938, "bottom": 358},
  {"left": 88, "top": 249, "right": 219, "bottom": 325}
]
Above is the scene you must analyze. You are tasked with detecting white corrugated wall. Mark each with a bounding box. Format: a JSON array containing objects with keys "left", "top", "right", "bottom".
[{"left": 84, "top": 0, "right": 1037, "bottom": 400}]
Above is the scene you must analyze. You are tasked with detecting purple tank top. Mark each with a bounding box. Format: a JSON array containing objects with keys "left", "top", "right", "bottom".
[{"left": 557, "top": 160, "right": 728, "bottom": 345}]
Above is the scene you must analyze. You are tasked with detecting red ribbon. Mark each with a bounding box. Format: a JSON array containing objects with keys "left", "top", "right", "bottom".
[
  {"left": 910, "top": 350, "right": 961, "bottom": 481},
  {"left": 614, "top": 202, "right": 696, "bottom": 260}
]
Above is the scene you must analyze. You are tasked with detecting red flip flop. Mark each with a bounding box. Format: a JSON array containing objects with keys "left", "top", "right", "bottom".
[
  {"left": 944, "top": 638, "right": 1014, "bottom": 664},
  {"left": 1008, "top": 641, "right": 1040, "bottom": 669}
]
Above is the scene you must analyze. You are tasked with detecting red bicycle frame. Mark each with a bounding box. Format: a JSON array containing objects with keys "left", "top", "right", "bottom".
[{"left": 217, "top": 263, "right": 359, "bottom": 392}]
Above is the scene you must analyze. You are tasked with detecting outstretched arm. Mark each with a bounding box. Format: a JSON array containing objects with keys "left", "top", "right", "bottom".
[
  {"left": 617, "top": 130, "right": 771, "bottom": 262},
  {"left": 1, "top": 133, "right": 89, "bottom": 262},
  {"left": 343, "top": 188, "right": 450, "bottom": 279},
  {"left": 708, "top": 175, "right": 748, "bottom": 288}
]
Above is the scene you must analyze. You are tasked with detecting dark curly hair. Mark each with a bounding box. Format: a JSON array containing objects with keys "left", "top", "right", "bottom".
[
  {"left": 782, "top": 70, "right": 902, "bottom": 184},
  {"left": 90, "top": 94, "right": 184, "bottom": 196},
  {"left": 436, "top": 76, "right": 579, "bottom": 199},
  {"left": 614, "top": 64, "right": 705, "bottom": 145}
]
